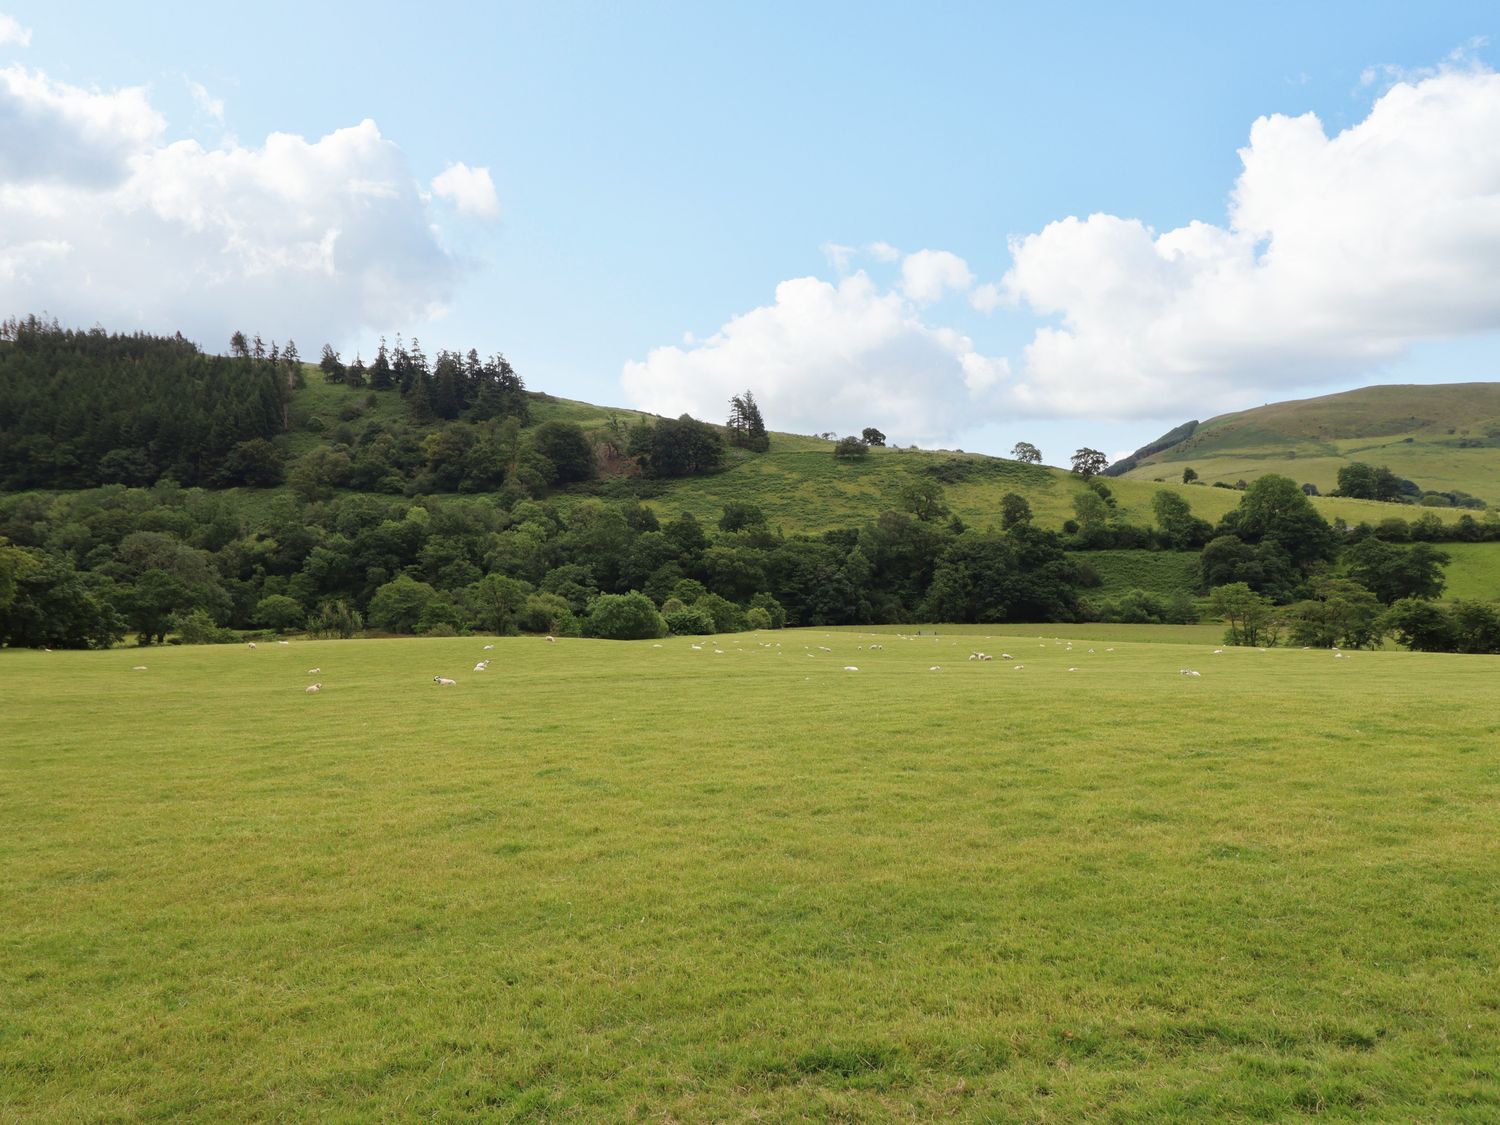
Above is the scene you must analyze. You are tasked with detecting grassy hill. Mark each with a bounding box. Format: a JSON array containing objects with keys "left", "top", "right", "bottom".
[{"left": 1112, "top": 383, "right": 1500, "bottom": 505}]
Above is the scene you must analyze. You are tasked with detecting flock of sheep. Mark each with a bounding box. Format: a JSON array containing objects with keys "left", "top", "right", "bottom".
[{"left": 122, "top": 630, "right": 1339, "bottom": 692}]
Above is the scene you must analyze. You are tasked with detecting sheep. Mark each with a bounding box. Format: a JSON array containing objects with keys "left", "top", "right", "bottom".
[
  {"left": 1213, "top": 648, "right": 1225, "bottom": 655},
  {"left": 473, "top": 660, "right": 490, "bottom": 672},
  {"left": 1179, "top": 669, "right": 1201, "bottom": 677},
  {"left": 1068, "top": 667, "right": 1079, "bottom": 672},
  {"left": 1001, "top": 653, "right": 1013, "bottom": 660},
  {"left": 690, "top": 644, "right": 703, "bottom": 651},
  {"left": 482, "top": 644, "right": 495, "bottom": 651},
  {"left": 306, "top": 683, "right": 323, "bottom": 693},
  {"left": 246, "top": 642, "right": 257, "bottom": 650},
  {"left": 818, "top": 645, "right": 832, "bottom": 652},
  {"left": 277, "top": 640, "right": 290, "bottom": 646},
  {"left": 132, "top": 665, "right": 148, "bottom": 671},
  {"left": 545, "top": 635, "right": 556, "bottom": 644},
  {"left": 929, "top": 665, "right": 942, "bottom": 671},
  {"left": 1013, "top": 664, "right": 1024, "bottom": 670},
  {"left": 844, "top": 665, "right": 859, "bottom": 672},
  {"left": 433, "top": 676, "right": 457, "bottom": 685},
  {"left": 307, "top": 667, "right": 321, "bottom": 675}
]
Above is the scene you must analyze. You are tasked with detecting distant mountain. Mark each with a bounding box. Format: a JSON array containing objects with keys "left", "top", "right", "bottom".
[{"left": 1107, "top": 383, "right": 1500, "bottom": 505}]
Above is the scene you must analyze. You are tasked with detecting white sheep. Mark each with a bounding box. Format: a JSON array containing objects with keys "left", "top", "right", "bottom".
[
  {"left": 307, "top": 667, "right": 321, "bottom": 675},
  {"left": 1001, "top": 653, "right": 1013, "bottom": 660},
  {"left": 844, "top": 665, "right": 859, "bottom": 672},
  {"left": 1179, "top": 669, "right": 1201, "bottom": 677},
  {"left": 545, "top": 635, "right": 556, "bottom": 644},
  {"left": 246, "top": 642, "right": 257, "bottom": 650},
  {"left": 929, "top": 665, "right": 942, "bottom": 671},
  {"left": 473, "top": 661, "right": 489, "bottom": 672},
  {"left": 482, "top": 644, "right": 495, "bottom": 651},
  {"left": 306, "top": 683, "right": 322, "bottom": 693},
  {"left": 433, "top": 676, "right": 457, "bottom": 685},
  {"left": 277, "top": 640, "right": 290, "bottom": 646},
  {"left": 132, "top": 665, "right": 147, "bottom": 671}
]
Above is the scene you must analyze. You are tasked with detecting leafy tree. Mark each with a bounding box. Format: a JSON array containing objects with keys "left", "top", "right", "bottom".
[
  {"left": 898, "top": 478, "right": 949, "bottom": 522},
  {"left": 833, "top": 436, "right": 869, "bottom": 460},
  {"left": 218, "top": 438, "right": 285, "bottom": 487},
  {"left": 1000, "top": 492, "right": 1032, "bottom": 530},
  {"left": 748, "top": 591, "right": 787, "bottom": 628},
  {"left": 632, "top": 415, "right": 726, "bottom": 477},
  {"left": 1334, "top": 462, "right": 1404, "bottom": 502},
  {"left": 1381, "top": 598, "right": 1455, "bottom": 652},
  {"left": 1152, "top": 489, "right": 1213, "bottom": 550},
  {"left": 518, "top": 592, "right": 576, "bottom": 635},
  {"left": 308, "top": 598, "right": 364, "bottom": 639},
  {"left": 1209, "top": 582, "right": 1279, "bottom": 647},
  {"left": 367, "top": 575, "right": 437, "bottom": 634},
  {"left": 861, "top": 427, "right": 886, "bottom": 447},
  {"left": 464, "top": 573, "right": 531, "bottom": 634},
  {"left": 694, "top": 592, "right": 746, "bottom": 633},
  {"left": 254, "top": 594, "right": 306, "bottom": 633},
  {"left": 1182, "top": 467, "right": 1198, "bottom": 484},
  {"left": 1070, "top": 448, "right": 1108, "bottom": 478},
  {"left": 1287, "top": 577, "right": 1383, "bottom": 649},
  {"left": 664, "top": 604, "right": 715, "bottom": 634},
  {"left": 0, "top": 549, "right": 123, "bottom": 649},
  {"left": 288, "top": 447, "right": 352, "bottom": 501},
  {"left": 1011, "top": 442, "right": 1042, "bottom": 465},
  {"left": 1218, "top": 474, "right": 1335, "bottom": 572},
  {"left": 172, "top": 608, "right": 238, "bottom": 644},
  {"left": 718, "top": 502, "right": 767, "bottom": 533},
  {"left": 1343, "top": 538, "right": 1449, "bottom": 604},
  {"left": 1449, "top": 600, "right": 1500, "bottom": 654},
  {"left": 586, "top": 591, "right": 666, "bottom": 639},
  {"left": 745, "top": 606, "right": 773, "bottom": 630}
]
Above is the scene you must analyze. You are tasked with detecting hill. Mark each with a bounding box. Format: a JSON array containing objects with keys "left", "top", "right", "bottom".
[{"left": 1109, "top": 383, "right": 1500, "bottom": 506}]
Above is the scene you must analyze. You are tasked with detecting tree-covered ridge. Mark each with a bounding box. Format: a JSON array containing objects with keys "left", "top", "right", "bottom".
[{"left": 0, "top": 316, "right": 286, "bottom": 489}]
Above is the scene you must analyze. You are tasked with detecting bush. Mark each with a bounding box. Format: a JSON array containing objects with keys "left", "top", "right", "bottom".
[
  {"left": 171, "top": 608, "right": 238, "bottom": 645},
  {"left": 519, "top": 592, "right": 576, "bottom": 635},
  {"left": 746, "top": 606, "right": 773, "bottom": 630},
  {"left": 254, "top": 594, "right": 306, "bottom": 634},
  {"left": 587, "top": 591, "right": 667, "bottom": 640},
  {"left": 833, "top": 436, "right": 869, "bottom": 460},
  {"left": 664, "top": 605, "right": 715, "bottom": 635},
  {"left": 695, "top": 592, "right": 746, "bottom": 633}
]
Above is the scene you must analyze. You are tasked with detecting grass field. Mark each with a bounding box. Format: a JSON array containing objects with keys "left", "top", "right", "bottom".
[
  {"left": 5, "top": 631, "right": 1499, "bottom": 1120},
  {"left": 1437, "top": 542, "right": 1500, "bottom": 602},
  {"left": 1117, "top": 383, "right": 1500, "bottom": 505}
]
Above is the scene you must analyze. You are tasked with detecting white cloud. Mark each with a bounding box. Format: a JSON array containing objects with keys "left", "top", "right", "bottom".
[
  {"left": 899, "top": 249, "right": 974, "bottom": 305},
  {"left": 995, "top": 65, "right": 1500, "bottom": 418},
  {"left": 820, "top": 240, "right": 856, "bottom": 273},
  {"left": 621, "top": 271, "right": 1009, "bottom": 444},
  {"left": 867, "top": 240, "right": 901, "bottom": 262},
  {"left": 187, "top": 79, "right": 224, "bottom": 125},
  {"left": 431, "top": 161, "right": 500, "bottom": 218},
  {"left": 0, "top": 64, "right": 163, "bottom": 185},
  {"left": 969, "top": 281, "right": 1004, "bottom": 313},
  {"left": 0, "top": 58, "right": 479, "bottom": 350},
  {"left": 0, "top": 14, "right": 30, "bottom": 47}
]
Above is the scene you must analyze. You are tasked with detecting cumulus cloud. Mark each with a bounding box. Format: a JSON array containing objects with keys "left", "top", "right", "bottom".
[
  {"left": 0, "top": 65, "right": 163, "bottom": 185},
  {"left": 900, "top": 249, "right": 974, "bottom": 305},
  {"left": 0, "top": 14, "right": 29, "bottom": 47},
  {"left": 989, "top": 64, "right": 1500, "bottom": 418},
  {"left": 431, "top": 161, "right": 500, "bottom": 218},
  {"left": 0, "top": 54, "right": 484, "bottom": 349},
  {"left": 621, "top": 271, "right": 1008, "bottom": 443}
]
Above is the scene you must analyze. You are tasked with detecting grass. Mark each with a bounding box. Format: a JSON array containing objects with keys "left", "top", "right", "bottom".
[
  {"left": 1070, "top": 549, "right": 1202, "bottom": 602},
  {"left": 4, "top": 631, "right": 1500, "bottom": 1120},
  {"left": 1118, "top": 382, "right": 1500, "bottom": 505},
  {"left": 1436, "top": 542, "right": 1500, "bottom": 602}
]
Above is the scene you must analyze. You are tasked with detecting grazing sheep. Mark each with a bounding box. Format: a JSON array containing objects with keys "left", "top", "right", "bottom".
[
  {"left": 1179, "top": 669, "right": 1201, "bottom": 677},
  {"left": 545, "top": 635, "right": 556, "bottom": 643},
  {"left": 473, "top": 661, "right": 489, "bottom": 672},
  {"left": 690, "top": 644, "right": 703, "bottom": 651},
  {"left": 844, "top": 665, "right": 859, "bottom": 672},
  {"left": 433, "top": 676, "right": 457, "bottom": 685},
  {"left": 1001, "top": 653, "right": 1013, "bottom": 660},
  {"left": 132, "top": 665, "right": 147, "bottom": 671},
  {"left": 246, "top": 642, "right": 257, "bottom": 650},
  {"left": 483, "top": 644, "right": 495, "bottom": 651},
  {"left": 1013, "top": 664, "right": 1024, "bottom": 670},
  {"left": 1213, "top": 648, "right": 1225, "bottom": 655},
  {"left": 307, "top": 667, "right": 321, "bottom": 675},
  {"left": 818, "top": 645, "right": 832, "bottom": 652},
  {"left": 1068, "top": 667, "right": 1078, "bottom": 672},
  {"left": 929, "top": 665, "right": 942, "bottom": 671},
  {"left": 277, "top": 640, "right": 290, "bottom": 646},
  {"left": 306, "top": 683, "right": 322, "bottom": 693}
]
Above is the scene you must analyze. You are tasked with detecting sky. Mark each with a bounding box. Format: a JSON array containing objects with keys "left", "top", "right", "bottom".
[{"left": 3, "top": 1, "right": 1500, "bottom": 465}]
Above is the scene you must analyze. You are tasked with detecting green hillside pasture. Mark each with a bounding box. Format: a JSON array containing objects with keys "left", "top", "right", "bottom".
[
  {"left": 5, "top": 634, "right": 1499, "bottom": 1120},
  {"left": 1438, "top": 541, "right": 1500, "bottom": 602},
  {"left": 1071, "top": 549, "right": 1201, "bottom": 601},
  {"left": 1118, "top": 383, "right": 1500, "bottom": 504}
]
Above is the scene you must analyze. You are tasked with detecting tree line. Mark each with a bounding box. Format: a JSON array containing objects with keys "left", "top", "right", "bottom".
[{"left": 0, "top": 481, "right": 1086, "bottom": 648}]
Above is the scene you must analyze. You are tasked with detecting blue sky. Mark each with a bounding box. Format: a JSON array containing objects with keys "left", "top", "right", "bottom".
[{"left": 3, "top": 1, "right": 1499, "bottom": 464}]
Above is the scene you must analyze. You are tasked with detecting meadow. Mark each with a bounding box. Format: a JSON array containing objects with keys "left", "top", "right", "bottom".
[{"left": 4, "top": 630, "right": 1499, "bottom": 1121}]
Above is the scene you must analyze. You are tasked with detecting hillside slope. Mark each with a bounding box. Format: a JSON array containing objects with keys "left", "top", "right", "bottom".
[{"left": 1111, "top": 383, "right": 1500, "bottom": 504}]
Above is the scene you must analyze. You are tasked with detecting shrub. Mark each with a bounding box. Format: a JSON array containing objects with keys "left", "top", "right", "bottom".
[
  {"left": 171, "top": 608, "right": 238, "bottom": 645},
  {"left": 746, "top": 606, "right": 773, "bottom": 630},
  {"left": 587, "top": 591, "right": 667, "bottom": 640},
  {"left": 664, "top": 606, "right": 715, "bottom": 635},
  {"left": 254, "top": 594, "right": 306, "bottom": 634}
]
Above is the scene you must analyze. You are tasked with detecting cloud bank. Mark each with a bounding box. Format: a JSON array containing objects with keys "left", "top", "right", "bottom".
[
  {"left": 626, "top": 62, "right": 1500, "bottom": 434},
  {"left": 0, "top": 54, "right": 499, "bottom": 350}
]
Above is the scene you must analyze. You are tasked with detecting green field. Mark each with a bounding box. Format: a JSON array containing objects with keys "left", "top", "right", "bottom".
[
  {"left": 1117, "top": 382, "right": 1500, "bottom": 505},
  {"left": 5, "top": 631, "right": 1499, "bottom": 1120}
]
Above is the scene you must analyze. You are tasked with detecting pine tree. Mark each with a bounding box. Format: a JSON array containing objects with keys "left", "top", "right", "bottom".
[
  {"left": 319, "top": 343, "right": 345, "bottom": 384},
  {"left": 742, "top": 390, "right": 769, "bottom": 452},
  {"left": 370, "top": 337, "right": 393, "bottom": 390},
  {"left": 229, "top": 330, "right": 249, "bottom": 359}
]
